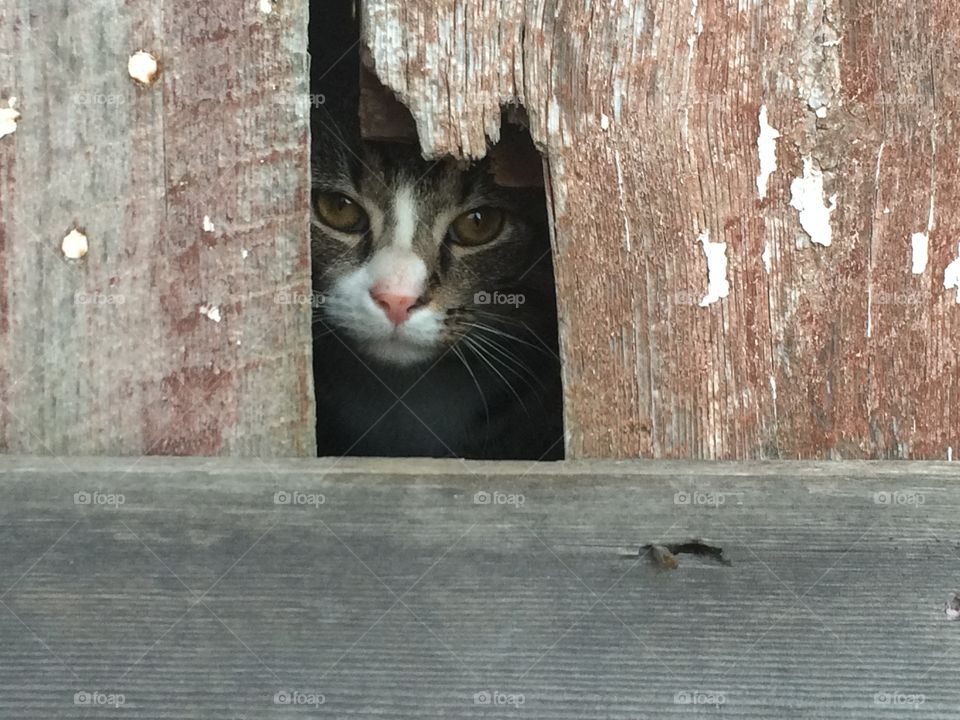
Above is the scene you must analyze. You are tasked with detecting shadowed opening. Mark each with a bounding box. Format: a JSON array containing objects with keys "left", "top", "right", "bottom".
[{"left": 308, "top": 1, "right": 563, "bottom": 460}]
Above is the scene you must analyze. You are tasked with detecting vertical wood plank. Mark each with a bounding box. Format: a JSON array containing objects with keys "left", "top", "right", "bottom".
[
  {"left": 0, "top": 0, "right": 315, "bottom": 456},
  {"left": 360, "top": 0, "right": 960, "bottom": 459}
]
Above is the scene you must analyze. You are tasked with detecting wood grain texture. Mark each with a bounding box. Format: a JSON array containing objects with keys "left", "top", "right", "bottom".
[
  {"left": 360, "top": 0, "right": 960, "bottom": 459},
  {"left": 0, "top": 0, "right": 315, "bottom": 456},
  {"left": 1, "top": 456, "right": 960, "bottom": 718}
]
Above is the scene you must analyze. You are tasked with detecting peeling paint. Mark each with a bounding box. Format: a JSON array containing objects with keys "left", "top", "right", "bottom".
[
  {"left": 762, "top": 241, "right": 772, "bottom": 273},
  {"left": 0, "top": 97, "right": 20, "bottom": 139},
  {"left": 910, "top": 233, "right": 928, "bottom": 275},
  {"left": 944, "top": 243, "right": 960, "bottom": 303},
  {"left": 202, "top": 215, "right": 215, "bottom": 233},
  {"left": 199, "top": 304, "right": 222, "bottom": 323},
  {"left": 698, "top": 230, "right": 729, "bottom": 307},
  {"left": 61, "top": 229, "right": 89, "bottom": 259},
  {"left": 911, "top": 191, "right": 935, "bottom": 275},
  {"left": 258, "top": 0, "right": 274, "bottom": 12},
  {"left": 755, "top": 104, "right": 780, "bottom": 199},
  {"left": 790, "top": 157, "right": 836, "bottom": 247},
  {"left": 795, "top": 11, "right": 841, "bottom": 114},
  {"left": 599, "top": 113, "right": 610, "bottom": 131},
  {"left": 128, "top": 50, "right": 159, "bottom": 85}
]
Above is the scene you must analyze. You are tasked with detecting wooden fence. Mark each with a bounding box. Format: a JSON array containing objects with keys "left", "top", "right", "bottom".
[{"left": 1, "top": 0, "right": 957, "bottom": 459}]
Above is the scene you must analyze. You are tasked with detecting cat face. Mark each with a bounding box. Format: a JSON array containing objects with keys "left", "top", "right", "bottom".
[{"left": 311, "top": 126, "right": 556, "bottom": 367}]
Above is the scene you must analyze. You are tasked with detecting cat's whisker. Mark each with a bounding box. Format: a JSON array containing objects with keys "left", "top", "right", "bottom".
[
  {"left": 461, "top": 336, "right": 528, "bottom": 412},
  {"left": 470, "top": 309, "right": 547, "bottom": 335},
  {"left": 465, "top": 328, "right": 546, "bottom": 393},
  {"left": 452, "top": 344, "right": 491, "bottom": 430},
  {"left": 468, "top": 320, "right": 557, "bottom": 359}
]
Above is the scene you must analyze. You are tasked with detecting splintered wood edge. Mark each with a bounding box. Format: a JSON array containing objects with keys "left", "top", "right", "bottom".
[{"left": 359, "top": 61, "right": 544, "bottom": 187}]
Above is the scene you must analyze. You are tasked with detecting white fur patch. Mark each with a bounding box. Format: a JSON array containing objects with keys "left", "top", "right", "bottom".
[{"left": 392, "top": 184, "right": 418, "bottom": 250}]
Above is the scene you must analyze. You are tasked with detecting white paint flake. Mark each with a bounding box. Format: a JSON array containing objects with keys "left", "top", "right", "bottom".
[
  {"left": 815, "top": 106, "right": 828, "bottom": 118},
  {"left": 199, "top": 305, "right": 222, "bottom": 323},
  {"left": 910, "top": 190, "right": 935, "bottom": 274},
  {"left": 755, "top": 104, "right": 780, "bottom": 199},
  {"left": 258, "top": 0, "right": 274, "bottom": 12},
  {"left": 202, "top": 215, "right": 215, "bottom": 233},
  {"left": 944, "top": 242, "right": 960, "bottom": 303},
  {"left": 241, "top": 249, "right": 249, "bottom": 259},
  {"left": 948, "top": 446, "right": 953, "bottom": 462},
  {"left": 698, "top": 230, "right": 729, "bottom": 307},
  {"left": 789, "top": 157, "right": 836, "bottom": 247},
  {"left": 0, "top": 97, "right": 20, "bottom": 139},
  {"left": 61, "top": 229, "right": 89, "bottom": 259},
  {"left": 762, "top": 241, "right": 772, "bottom": 273},
  {"left": 600, "top": 113, "right": 610, "bottom": 131},
  {"left": 128, "top": 50, "right": 159, "bottom": 85},
  {"left": 911, "top": 233, "right": 929, "bottom": 275}
]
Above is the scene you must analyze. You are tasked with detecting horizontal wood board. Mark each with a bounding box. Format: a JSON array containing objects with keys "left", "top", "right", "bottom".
[{"left": 0, "top": 456, "right": 958, "bottom": 717}]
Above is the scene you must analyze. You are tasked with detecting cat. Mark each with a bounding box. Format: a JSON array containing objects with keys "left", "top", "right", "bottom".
[{"left": 310, "top": 114, "right": 564, "bottom": 460}]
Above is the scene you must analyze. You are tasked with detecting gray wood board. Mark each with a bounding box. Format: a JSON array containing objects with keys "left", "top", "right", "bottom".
[
  {"left": 0, "top": 0, "right": 315, "bottom": 456},
  {"left": 0, "top": 456, "right": 958, "bottom": 718}
]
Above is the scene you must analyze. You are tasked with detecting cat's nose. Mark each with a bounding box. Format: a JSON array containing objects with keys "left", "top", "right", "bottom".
[{"left": 370, "top": 289, "right": 419, "bottom": 325}]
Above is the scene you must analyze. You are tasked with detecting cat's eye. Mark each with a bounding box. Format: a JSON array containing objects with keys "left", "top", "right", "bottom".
[
  {"left": 314, "top": 191, "right": 369, "bottom": 233},
  {"left": 448, "top": 207, "right": 505, "bottom": 247}
]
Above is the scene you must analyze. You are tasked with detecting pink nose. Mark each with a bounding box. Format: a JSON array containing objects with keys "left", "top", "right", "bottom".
[{"left": 370, "top": 289, "right": 419, "bottom": 325}]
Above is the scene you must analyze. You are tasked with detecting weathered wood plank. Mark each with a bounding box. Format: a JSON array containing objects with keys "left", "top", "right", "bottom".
[
  {"left": 359, "top": 0, "right": 960, "bottom": 459},
  {"left": 0, "top": 0, "right": 315, "bottom": 455},
  {"left": 1, "top": 456, "right": 959, "bottom": 718}
]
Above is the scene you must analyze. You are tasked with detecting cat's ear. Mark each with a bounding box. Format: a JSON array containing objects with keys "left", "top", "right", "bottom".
[
  {"left": 358, "top": 65, "right": 419, "bottom": 143},
  {"left": 487, "top": 125, "right": 544, "bottom": 188}
]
